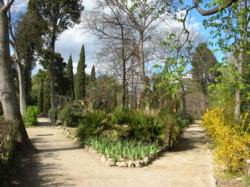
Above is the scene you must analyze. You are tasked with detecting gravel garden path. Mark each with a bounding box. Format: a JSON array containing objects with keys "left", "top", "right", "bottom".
[{"left": 20, "top": 117, "right": 215, "bottom": 187}]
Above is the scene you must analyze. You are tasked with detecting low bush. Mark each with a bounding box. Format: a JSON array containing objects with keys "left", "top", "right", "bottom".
[
  {"left": 85, "top": 137, "right": 161, "bottom": 162},
  {"left": 76, "top": 108, "right": 187, "bottom": 150},
  {"left": 0, "top": 117, "right": 18, "bottom": 186},
  {"left": 23, "top": 106, "right": 39, "bottom": 127},
  {"left": 202, "top": 108, "right": 250, "bottom": 174},
  {"left": 48, "top": 108, "right": 58, "bottom": 123},
  {"left": 58, "top": 103, "right": 83, "bottom": 127},
  {"left": 76, "top": 110, "right": 109, "bottom": 142}
]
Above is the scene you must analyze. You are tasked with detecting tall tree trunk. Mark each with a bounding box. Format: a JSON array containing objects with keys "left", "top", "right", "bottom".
[
  {"left": 50, "top": 34, "right": 56, "bottom": 110},
  {"left": 201, "top": 75, "right": 208, "bottom": 112},
  {"left": 180, "top": 81, "right": 187, "bottom": 119},
  {"left": 0, "top": 1, "right": 34, "bottom": 151},
  {"left": 235, "top": 0, "right": 247, "bottom": 121},
  {"left": 235, "top": 51, "right": 243, "bottom": 121},
  {"left": 14, "top": 51, "right": 26, "bottom": 116},
  {"left": 139, "top": 36, "right": 145, "bottom": 86}
]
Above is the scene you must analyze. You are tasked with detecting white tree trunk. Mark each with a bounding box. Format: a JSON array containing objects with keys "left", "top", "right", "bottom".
[{"left": 15, "top": 54, "right": 26, "bottom": 116}]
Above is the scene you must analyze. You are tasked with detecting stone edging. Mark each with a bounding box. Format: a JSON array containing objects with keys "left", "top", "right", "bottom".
[
  {"left": 60, "top": 126, "right": 160, "bottom": 168},
  {"left": 85, "top": 145, "right": 159, "bottom": 168}
]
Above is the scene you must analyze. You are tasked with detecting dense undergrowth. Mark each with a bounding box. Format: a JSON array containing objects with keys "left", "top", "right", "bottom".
[
  {"left": 0, "top": 117, "right": 18, "bottom": 186},
  {"left": 202, "top": 108, "right": 250, "bottom": 174},
  {"left": 76, "top": 107, "right": 191, "bottom": 160}
]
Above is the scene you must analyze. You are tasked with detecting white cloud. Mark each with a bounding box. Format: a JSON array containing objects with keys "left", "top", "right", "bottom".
[
  {"left": 56, "top": 25, "right": 100, "bottom": 74},
  {"left": 10, "top": 0, "right": 28, "bottom": 13}
]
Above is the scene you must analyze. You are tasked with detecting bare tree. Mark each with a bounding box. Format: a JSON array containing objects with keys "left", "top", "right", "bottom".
[{"left": 84, "top": 0, "right": 136, "bottom": 108}]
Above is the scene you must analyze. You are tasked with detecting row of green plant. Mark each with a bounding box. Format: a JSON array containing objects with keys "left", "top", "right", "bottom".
[
  {"left": 77, "top": 107, "right": 191, "bottom": 150},
  {"left": 22, "top": 102, "right": 83, "bottom": 127},
  {"left": 85, "top": 137, "right": 161, "bottom": 162},
  {"left": 202, "top": 108, "right": 250, "bottom": 174}
]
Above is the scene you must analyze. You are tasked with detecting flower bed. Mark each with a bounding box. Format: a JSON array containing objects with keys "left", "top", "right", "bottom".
[{"left": 84, "top": 137, "right": 161, "bottom": 167}]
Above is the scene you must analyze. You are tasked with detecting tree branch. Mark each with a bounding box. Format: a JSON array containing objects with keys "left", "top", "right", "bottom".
[
  {"left": 2, "top": 0, "right": 15, "bottom": 13},
  {"left": 193, "top": 0, "right": 238, "bottom": 16}
]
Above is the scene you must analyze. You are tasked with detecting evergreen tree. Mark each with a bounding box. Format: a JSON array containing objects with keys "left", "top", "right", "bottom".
[
  {"left": 191, "top": 43, "right": 218, "bottom": 109},
  {"left": 66, "top": 54, "right": 75, "bottom": 100},
  {"left": 90, "top": 65, "right": 96, "bottom": 82},
  {"left": 75, "top": 45, "right": 87, "bottom": 100},
  {"left": 29, "top": 0, "right": 84, "bottom": 110},
  {"left": 38, "top": 80, "right": 44, "bottom": 113}
]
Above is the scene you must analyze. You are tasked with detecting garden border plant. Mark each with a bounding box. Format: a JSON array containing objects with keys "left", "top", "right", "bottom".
[{"left": 76, "top": 107, "right": 190, "bottom": 167}]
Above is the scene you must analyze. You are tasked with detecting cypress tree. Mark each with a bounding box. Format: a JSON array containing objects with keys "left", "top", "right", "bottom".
[
  {"left": 75, "top": 45, "right": 87, "bottom": 100},
  {"left": 66, "top": 54, "right": 74, "bottom": 100},
  {"left": 38, "top": 80, "right": 44, "bottom": 113},
  {"left": 90, "top": 65, "right": 96, "bottom": 82}
]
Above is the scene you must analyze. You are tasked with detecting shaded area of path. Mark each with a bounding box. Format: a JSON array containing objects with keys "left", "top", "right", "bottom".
[{"left": 20, "top": 118, "right": 215, "bottom": 187}]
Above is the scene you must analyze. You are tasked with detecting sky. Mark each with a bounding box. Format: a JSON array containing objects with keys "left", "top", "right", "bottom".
[{"left": 9, "top": 0, "right": 222, "bottom": 76}]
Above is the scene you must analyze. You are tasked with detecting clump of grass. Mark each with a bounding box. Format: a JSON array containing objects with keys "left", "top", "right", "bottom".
[{"left": 85, "top": 137, "right": 161, "bottom": 162}]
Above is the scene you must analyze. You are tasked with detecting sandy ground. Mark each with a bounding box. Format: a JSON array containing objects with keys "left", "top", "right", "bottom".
[{"left": 20, "top": 118, "right": 215, "bottom": 187}]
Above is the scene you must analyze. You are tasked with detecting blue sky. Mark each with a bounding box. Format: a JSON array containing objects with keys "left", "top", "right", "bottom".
[{"left": 9, "top": 0, "right": 224, "bottom": 75}]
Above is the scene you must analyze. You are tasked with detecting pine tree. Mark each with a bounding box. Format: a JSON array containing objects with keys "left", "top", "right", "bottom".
[
  {"left": 66, "top": 54, "right": 74, "bottom": 100},
  {"left": 75, "top": 45, "right": 87, "bottom": 100}
]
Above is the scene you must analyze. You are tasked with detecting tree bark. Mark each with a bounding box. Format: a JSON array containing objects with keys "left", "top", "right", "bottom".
[
  {"left": 15, "top": 53, "right": 26, "bottom": 116},
  {"left": 0, "top": 0, "right": 34, "bottom": 151},
  {"left": 193, "top": 0, "right": 238, "bottom": 16},
  {"left": 49, "top": 34, "right": 56, "bottom": 110},
  {"left": 180, "top": 81, "right": 187, "bottom": 119},
  {"left": 234, "top": 0, "right": 247, "bottom": 121}
]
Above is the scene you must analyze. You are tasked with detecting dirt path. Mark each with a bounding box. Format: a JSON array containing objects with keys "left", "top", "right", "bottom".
[{"left": 20, "top": 118, "right": 215, "bottom": 187}]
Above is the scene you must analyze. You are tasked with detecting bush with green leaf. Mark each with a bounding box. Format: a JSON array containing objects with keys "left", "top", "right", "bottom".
[
  {"left": 76, "top": 110, "right": 109, "bottom": 142},
  {"left": 76, "top": 108, "right": 187, "bottom": 151},
  {"left": 58, "top": 103, "right": 83, "bottom": 127},
  {"left": 48, "top": 108, "right": 58, "bottom": 123},
  {"left": 0, "top": 117, "right": 18, "bottom": 163},
  {"left": 23, "top": 106, "right": 39, "bottom": 127}
]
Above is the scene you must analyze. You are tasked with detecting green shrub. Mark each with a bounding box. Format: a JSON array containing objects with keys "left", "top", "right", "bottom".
[
  {"left": 23, "top": 106, "right": 39, "bottom": 127},
  {"left": 0, "top": 117, "right": 18, "bottom": 163},
  {"left": 48, "top": 108, "right": 58, "bottom": 123},
  {"left": 77, "top": 108, "right": 185, "bottom": 150},
  {"left": 76, "top": 110, "right": 109, "bottom": 143},
  {"left": 110, "top": 107, "right": 132, "bottom": 124},
  {"left": 58, "top": 103, "right": 83, "bottom": 127}
]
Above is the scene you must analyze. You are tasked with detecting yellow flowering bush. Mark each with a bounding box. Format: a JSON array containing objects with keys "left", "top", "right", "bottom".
[{"left": 202, "top": 108, "right": 250, "bottom": 174}]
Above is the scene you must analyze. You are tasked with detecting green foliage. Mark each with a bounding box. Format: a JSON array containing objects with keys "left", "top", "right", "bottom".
[
  {"left": 58, "top": 103, "right": 83, "bottom": 127},
  {"left": 0, "top": 117, "right": 18, "bottom": 163},
  {"left": 37, "top": 80, "right": 44, "bottom": 113},
  {"left": 66, "top": 54, "right": 75, "bottom": 100},
  {"left": 75, "top": 44, "right": 87, "bottom": 100},
  {"left": 28, "top": 0, "right": 84, "bottom": 35},
  {"left": 191, "top": 42, "right": 218, "bottom": 88},
  {"left": 76, "top": 110, "right": 108, "bottom": 142},
  {"left": 85, "top": 137, "right": 161, "bottom": 162},
  {"left": 77, "top": 108, "right": 187, "bottom": 150},
  {"left": 23, "top": 106, "right": 39, "bottom": 127},
  {"left": 202, "top": 108, "right": 250, "bottom": 174},
  {"left": 40, "top": 51, "right": 68, "bottom": 95},
  {"left": 48, "top": 108, "right": 58, "bottom": 123},
  {"left": 90, "top": 65, "right": 96, "bottom": 82}
]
